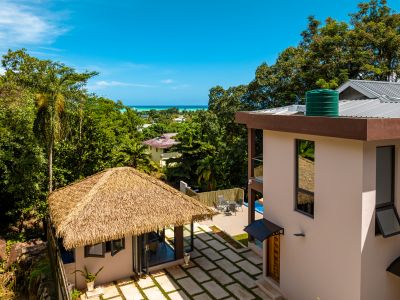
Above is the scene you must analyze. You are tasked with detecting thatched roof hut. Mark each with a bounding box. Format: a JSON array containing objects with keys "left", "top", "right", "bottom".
[{"left": 49, "top": 167, "right": 214, "bottom": 249}]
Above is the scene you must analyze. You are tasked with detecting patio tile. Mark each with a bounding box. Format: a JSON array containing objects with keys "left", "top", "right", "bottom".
[
  {"left": 206, "top": 239, "right": 226, "bottom": 251},
  {"left": 142, "top": 286, "right": 166, "bottom": 299},
  {"left": 177, "top": 277, "right": 204, "bottom": 295},
  {"left": 192, "top": 293, "right": 213, "bottom": 300},
  {"left": 198, "top": 225, "right": 212, "bottom": 232},
  {"left": 194, "top": 238, "right": 208, "bottom": 250},
  {"left": 237, "top": 260, "right": 262, "bottom": 276},
  {"left": 167, "top": 266, "right": 188, "bottom": 280},
  {"left": 150, "top": 269, "right": 166, "bottom": 277},
  {"left": 119, "top": 283, "right": 144, "bottom": 300},
  {"left": 215, "top": 259, "right": 239, "bottom": 274},
  {"left": 193, "top": 257, "right": 217, "bottom": 271},
  {"left": 232, "top": 272, "right": 257, "bottom": 288},
  {"left": 165, "top": 228, "right": 175, "bottom": 239},
  {"left": 201, "top": 280, "right": 229, "bottom": 299},
  {"left": 190, "top": 249, "right": 203, "bottom": 259},
  {"left": 168, "top": 290, "right": 190, "bottom": 300},
  {"left": 226, "top": 283, "right": 256, "bottom": 300},
  {"left": 209, "top": 269, "right": 234, "bottom": 285},
  {"left": 242, "top": 251, "right": 263, "bottom": 265},
  {"left": 196, "top": 232, "right": 213, "bottom": 241},
  {"left": 252, "top": 287, "right": 271, "bottom": 300},
  {"left": 193, "top": 223, "right": 202, "bottom": 233},
  {"left": 117, "top": 277, "right": 134, "bottom": 285},
  {"left": 187, "top": 267, "right": 211, "bottom": 283},
  {"left": 220, "top": 249, "right": 243, "bottom": 263},
  {"left": 201, "top": 248, "right": 222, "bottom": 261},
  {"left": 102, "top": 284, "right": 120, "bottom": 298},
  {"left": 137, "top": 276, "right": 155, "bottom": 289},
  {"left": 154, "top": 274, "right": 179, "bottom": 293}
]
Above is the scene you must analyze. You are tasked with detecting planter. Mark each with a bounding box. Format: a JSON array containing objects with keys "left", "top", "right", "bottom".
[
  {"left": 87, "top": 281, "right": 95, "bottom": 292},
  {"left": 183, "top": 253, "right": 190, "bottom": 266}
]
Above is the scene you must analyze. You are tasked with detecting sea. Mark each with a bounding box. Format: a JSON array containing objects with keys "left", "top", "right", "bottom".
[{"left": 129, "top": 105, "right": 208, "bottom": 112}]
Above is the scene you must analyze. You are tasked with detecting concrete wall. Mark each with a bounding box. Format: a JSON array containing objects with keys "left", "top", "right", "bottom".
[
  {"left": 65, "top": 236, "right": 134, "bottom": 290},
  {"left": 263, "top": 131, "right": 363, "bottom": 300},
  {"left": 147, "top": 146, "right": 179, "bottom": 167},
  {"left": 360, "top": 141, "right": 400, "bottom": 300}
]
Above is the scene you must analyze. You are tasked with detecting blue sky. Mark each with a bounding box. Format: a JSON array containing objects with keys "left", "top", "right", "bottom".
[{"left": 1, "top": 0, "right": 400, "bottom": 105}]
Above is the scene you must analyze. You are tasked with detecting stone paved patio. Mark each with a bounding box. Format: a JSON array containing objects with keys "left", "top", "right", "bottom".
[{"left": 81, "top": 224, "right": 269, "bottom": 300}]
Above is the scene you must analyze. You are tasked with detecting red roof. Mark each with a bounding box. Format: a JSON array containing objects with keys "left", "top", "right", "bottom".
[{"left": 142, "top": 133, "right": 180, "bottom": 149}]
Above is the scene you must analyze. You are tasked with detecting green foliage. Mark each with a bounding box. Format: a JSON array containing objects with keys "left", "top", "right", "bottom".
[
  {"left": 70, "top": 289, "right": 81, "bottom": 300},
  {"left": 73, "top": 266, "right": 104, "bottom": 283}
]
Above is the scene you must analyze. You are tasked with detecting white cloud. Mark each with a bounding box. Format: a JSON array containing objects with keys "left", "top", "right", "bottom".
[
  {"left": 89, "top": 80, "right": 156, "bottom": 90},
  {"left": 161, "top": 79, "right": 174, "bottom": 84},
  {"left": 170, "top": 84, "right": 190, "bottom": 90},
  {"left": 0, "top": 66, "right": 5, "bottom": 75},
  {"left": 0, "top": 0, "right": 66, "bottom": 47}
]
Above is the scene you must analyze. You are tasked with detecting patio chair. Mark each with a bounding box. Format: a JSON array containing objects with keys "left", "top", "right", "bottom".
[
  {"left": 236, "top": 199, "right": 244, "bottom": 212},
  {"left": 216, "top": 195, "right": 227, "bottom": 212},
  {"left": 228, "top": 202, "right": 237, "bottom": 215}
]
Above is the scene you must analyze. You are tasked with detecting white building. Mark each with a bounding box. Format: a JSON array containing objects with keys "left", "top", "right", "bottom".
[
  {"left": 236, "top": 80, "right": 400, "bottom": 300},
  {"left": 142, "top": 133, "right": 180, "bottom": 167}
]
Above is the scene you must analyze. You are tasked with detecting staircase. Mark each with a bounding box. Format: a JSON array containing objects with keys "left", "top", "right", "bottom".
[{"left": 256, "top": 278, "right": 285, "bottom": 300}]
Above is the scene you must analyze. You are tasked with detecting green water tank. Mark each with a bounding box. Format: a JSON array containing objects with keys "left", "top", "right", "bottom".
[{"left": 305, "top": 89, "right": 339, "bottom": 117}]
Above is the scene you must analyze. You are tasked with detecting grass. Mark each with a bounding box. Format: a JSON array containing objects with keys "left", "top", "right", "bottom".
[
  {"left": 232, "top": 233, "right": 248, "bottom": 247},
  {"left": 209, "top": 225, "right": 244, "bottom": 249}
]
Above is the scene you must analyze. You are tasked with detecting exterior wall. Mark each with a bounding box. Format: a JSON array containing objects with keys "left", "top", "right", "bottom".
[
  {"left": 263, "top": 130, "right": 363, "bottom": 300},
  {"left": 147, "top": 146, "right": 179, "bottom": 167},
  {"left": 66, "top": 236, "right": 134, "bottom": 290},
  {"left": 360, "top": 141, "right": 400, "bottom": 300}
]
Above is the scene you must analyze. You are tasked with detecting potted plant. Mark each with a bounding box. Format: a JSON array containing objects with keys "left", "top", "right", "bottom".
[
  {"left": 73, "top": 266, "right": 104, "bottom": 292},
  {"left": 183, "top": 252, "right": 190, "bottom": 266}
]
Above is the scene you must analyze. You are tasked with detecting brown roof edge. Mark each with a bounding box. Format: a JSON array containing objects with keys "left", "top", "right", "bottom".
[{"left": 235, "top": 111, "right": 400, "bottom": 141}]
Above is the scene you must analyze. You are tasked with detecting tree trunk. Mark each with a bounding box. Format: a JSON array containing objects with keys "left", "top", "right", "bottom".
[{"left": 48, "top": 138, "right": 53, "bottom": 193}]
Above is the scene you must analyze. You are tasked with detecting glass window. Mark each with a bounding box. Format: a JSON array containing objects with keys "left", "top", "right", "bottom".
[
  {"left": 376, "top": 207, "right": 400, "bottom": 237},
  {"left": 184, "top": 223, "right": 194, "bottom": 253},
  {"left": 111, "top": 238, "right": 125, "bottom": 256},
  {"left": 295, "top": 139, "right": 315, "bottom": 217},
  {"left": 376, "top": 146, "right": 394, "bottom": 207},
  {"left": 84, "top": 243, "right": 104, "bottom": 257}
]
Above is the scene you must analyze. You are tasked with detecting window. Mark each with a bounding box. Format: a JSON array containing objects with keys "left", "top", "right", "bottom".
[
  {"left": 376, "top": 146, "right": 400, "bottom": 237},
  {"left": 183, "top": 223, "right": 194, "bottom": 253},
  {"left": 295, "top": 139, "right": 315, "bottom": 217},
  {"left": 105, "top": 238, "right": 125, "bottom": 256},
  {"left": 84, "top": 243, "right": 105, "bottom": 257}
]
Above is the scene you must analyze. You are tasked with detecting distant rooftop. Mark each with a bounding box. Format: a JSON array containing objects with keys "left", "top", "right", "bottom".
[
  {"left": 143, "top": 133, "right": 179, "bottom": 149},
  {"left": 337, "top": 80, "right": 400, "bottom": 101}
]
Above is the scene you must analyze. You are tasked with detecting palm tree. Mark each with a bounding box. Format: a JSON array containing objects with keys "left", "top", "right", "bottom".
[
  {"left": 119, "top": 140, "right": 158, "bottom": 174},
  {"left": 196, "top": 156, "right": 217, "bottom": 191}
]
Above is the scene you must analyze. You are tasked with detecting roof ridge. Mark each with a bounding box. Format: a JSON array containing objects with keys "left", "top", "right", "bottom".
[
  {"left": 57, "top": 168, "right": 117, "bottom": 236},
  {"left": 349, "top": 79, "right": 400, "bottom": 85}
]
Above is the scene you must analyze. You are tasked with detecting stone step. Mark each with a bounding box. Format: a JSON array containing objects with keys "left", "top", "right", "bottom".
[{"left": 256, "top": 278, "right": 284, "bottom": 300}]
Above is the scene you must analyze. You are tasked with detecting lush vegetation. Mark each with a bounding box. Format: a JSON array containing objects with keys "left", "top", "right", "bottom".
[{"left": 1, "top": 0, "right": 400, "bottom": 240}]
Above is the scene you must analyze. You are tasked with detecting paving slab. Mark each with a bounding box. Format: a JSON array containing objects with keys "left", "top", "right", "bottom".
[
  {"left": 209, "top": 269, "right": 234, "bottom": 285},
  {"left": 167, "top": 266, "right": 188, "bottom": 280},
  {"left": 192, "top": 293, "right": 213, "bottom": 300},
  {"left": 119, "top": 283, "right": 144, "bottom": 300},
  {"left": 142, "top": 286, "right": 166, "bottom": 299},
  {"left": 226, "top": 283, "right": 256, "bottom": 300},
  {"left": 190, "top": 249, "right": 203, "bottom": 259},
  {"left": 206, "top": 239, "right": 226, "bottom": 251},
  {"left": 117, "top": 277, "right": 135, "bottom": 285},
  {"left": 150, "top": 269, "right": 166, "bottom": 277},
  {"left": 201, "top": 280, "right": 229, "bottom": 299},
  {"left": 215, "top": 259, "right": 239, "bottom": 274},
  {"left": 137, "top": 276, "right": 155, "bottom": 289},
  {"left": 168, "top": 290, "right": 190, "bottom": 300},
  {"left": 220, "top": 249, "right": 243, "bottom": 263},
  {"left": 102, "top": 284, "right": 120, "bottom": 298},
  {"left": 196, "top": 232, "right": 213, "bottom": 241},
  {"left": 194, "top": 256, "right": 217, "bottom": 271},
  {"left": 187, "top": 267, "right": 211, "bottom": 283},
  {"left": 194, "top": 238, "right": 208, "bottom": 250},
  {"left": 177, "top": 277, "right": 204, "bottom": 296},
  {"left": 237, "top": 260, "right": 262, "bottom": 276},
  {"left": 165, "top": 228, "right": 175, "bottom": 239},
  {"left": 201, "top": 248, "right": 223, "bottom": 261},
  {"left": 242, "top": 251, "right": 263, "bottom": 265},
  {"left": 252, "top": 287, "right": 272, "bottom": 300},
  {"left": 154, "top": 274, "right": 179, "bottom": 293},
  {"left": 198, "top": 225, "right": 213, "bottom": 232},
  {"left": 182, "top": 260, "right": 197, "bottom": 269},
  {"left": 232, "top": 272, "right": 257, "bottom": 288}
]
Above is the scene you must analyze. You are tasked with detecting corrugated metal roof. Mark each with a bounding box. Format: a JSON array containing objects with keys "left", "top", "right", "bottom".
[
  {"left": 250, "top": 100, "right": 400, "bottom": 118},
  {"left": 337, "top": 80, "right": 400, "bottom": 100}
]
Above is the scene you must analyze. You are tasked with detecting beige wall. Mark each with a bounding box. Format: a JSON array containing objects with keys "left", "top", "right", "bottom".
[
  {"left": 263, "top": 131, "right": 363, "bottom": 300},
  {"left": 65, "top": 236, "right": 134, "bottom": 290},
  {"left": 360, "top": 141, "right": 400, "bottom": 300},
  {"left": 147, "top": 146, "right": 179, "bottom": 167}
]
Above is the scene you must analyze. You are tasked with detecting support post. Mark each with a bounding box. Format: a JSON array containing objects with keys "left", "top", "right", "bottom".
[{"left": 174, "top": 226, "right": 184, "bottom": 259}]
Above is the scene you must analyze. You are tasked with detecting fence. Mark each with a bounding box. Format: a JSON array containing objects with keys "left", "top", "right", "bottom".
[{"left": 47, "top": 219, "right": 72, "bottom": 300}]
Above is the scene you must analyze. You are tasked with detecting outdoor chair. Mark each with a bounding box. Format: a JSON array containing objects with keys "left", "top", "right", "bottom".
[
  {"left": 216, "top": 195, "right": 228, "bottom": 212},
  {"left": 236, "top": 199, "right": 244, "bottom": 212},
  {"left": 228, "top": 202, "right": 237, "bottom": 215}
]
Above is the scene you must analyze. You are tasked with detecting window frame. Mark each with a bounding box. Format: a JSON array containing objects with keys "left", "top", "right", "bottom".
[
  {"left": 376, "top": 146, "right": 395, "bottom": 209},
  {"left": 111, "top": 238, "right": 125, "bottom": 256},
  {"left": 84, "top": 243, "right": 105, "bottom": 258},
  {"left": 295, "top": 139, "right": 315, "bottom": 218},
  {"left": 376, "top": 205, "right": 400, "bottom": 238}
]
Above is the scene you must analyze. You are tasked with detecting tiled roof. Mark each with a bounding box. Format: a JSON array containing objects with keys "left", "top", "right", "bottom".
[
  {"left": 337, "top": 80, "right": 400, "bottom": 100},
  {"left": 142, "top": 133, "right": 179, "bottom": 149}
]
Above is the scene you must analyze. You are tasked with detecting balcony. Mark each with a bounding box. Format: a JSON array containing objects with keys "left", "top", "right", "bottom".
[{"left": 252, "top": 156, "right": 263, "bottom": 182}]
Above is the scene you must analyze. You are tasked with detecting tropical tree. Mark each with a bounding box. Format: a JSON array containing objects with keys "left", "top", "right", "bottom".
[{"left": 117, "top": 139, "right": 158, "bottom": 174}]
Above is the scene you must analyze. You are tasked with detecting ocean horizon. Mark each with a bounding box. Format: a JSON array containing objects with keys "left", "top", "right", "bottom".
[{"left": 129, "top": 105, "right": 208, "bottom": 112}]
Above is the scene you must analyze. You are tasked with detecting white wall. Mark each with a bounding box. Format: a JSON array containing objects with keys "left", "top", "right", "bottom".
[
  {"left": 65, "top": 236, "right": 134, "bottom": 290},
  {"left": 360, "top": 141, "right": 400, "bottom": 300},
  {"left": 263, "top": 131, "right": 363, "bottom": 300}
]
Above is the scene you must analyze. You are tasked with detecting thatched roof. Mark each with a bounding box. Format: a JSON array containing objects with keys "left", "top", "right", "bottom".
[{"left": 48, "top": 167, "right": 214, "bottom": 249}]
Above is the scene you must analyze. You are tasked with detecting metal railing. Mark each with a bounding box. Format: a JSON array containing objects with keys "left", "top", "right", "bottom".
[
  {"left": 252, "top": 156, "right": 263, "bottom": 182},
  {"left": 47, "top": 220, "right": 72, "bottom": 300}
]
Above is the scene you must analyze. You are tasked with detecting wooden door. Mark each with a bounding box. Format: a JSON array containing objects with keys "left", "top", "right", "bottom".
[{"left": 267, "top": 235, "right": 280, "bottom": 283}]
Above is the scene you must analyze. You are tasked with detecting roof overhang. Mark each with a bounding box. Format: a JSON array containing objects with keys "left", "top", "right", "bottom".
[
  {"left": 337, "top": 81, "right": 378, "bottom": 99},
  {"left": 387, "top": 256, "right": 400, "bottom": 277},
  {"left": 244, "top": 219, "right": 284, "bottom": 241},
  {"left": 235, "top": 111, "right": 400, "bottom": 141}
]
